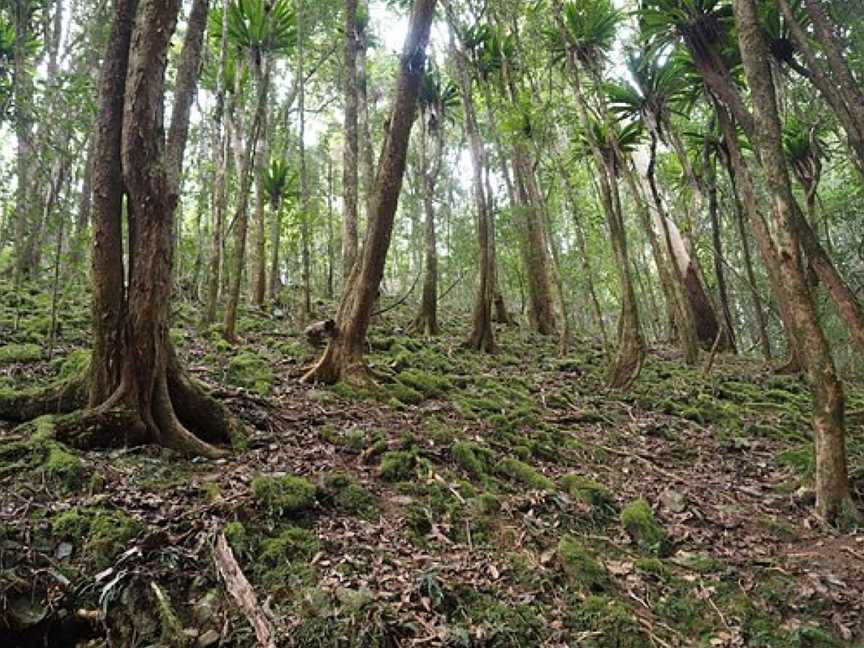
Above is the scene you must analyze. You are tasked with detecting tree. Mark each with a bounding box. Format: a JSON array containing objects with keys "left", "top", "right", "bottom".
[
  {"left": 410, "top": 67, "right": 457, "bottom": 336},
  {"left": 0, "top": 0, "right": 238, "bottom": 458},
  {"left": 733, "top": 0, "right": 854, "bottom": 523},
  {"left": 342, "top": 0, "right": 360, "bottom": 279},
  {"left": 302, "top": 0, "right": 437, "bottom": 383}
]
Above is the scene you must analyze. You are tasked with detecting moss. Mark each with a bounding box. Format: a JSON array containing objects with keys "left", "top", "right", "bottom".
[
  {"left": 396, "top": 369, "right": 452, "bottom": 399},
  {"left": 58, "top": 349, "right": 90, "bottom": 379},
  {"left": 41, "top": 445, "right": 84, "bottom": 490},
  {"left": 449, "top": 587, "right": 545, "bottom": 645},
  {"left": 53, "top": 507, "right": 90, "bottom": 539},
  {"left": 379, "top": 451, "right": 416, "bottom": 481},
  {"left": 634, "top": 558, "right": 670, "bottom": 580},
  {"left": 620, "top": 498, "right": 671, "bottom": 557},
  {"left": 470, "top": 492, "right": 501, "bottom": 516},
  {"left": 451, "top": 441, "right": 491, "bottom": 477},
  {"left": 87, "top": 509, "right": 142, "bottom": 568},
  {"left": 557, "top": 536, "right": 609, "bottom": 592},
  {"left": 0, "top": 342, "right": 42, "bottom": 363},
  {"left": 319, "top": 472, "right": 377, "bottom": 518},
  {"left": 561, "top": 474, "right": 616, "bottom": 509},
  {"left": 224, "top": 521, "right": 249, "bottom": 556},
  {"left": 497, "top": 457, "right": 554, "bottom": 491},
  {"left": 777, "top": 444, "right": 815, "bottom": 481},
  {"left": 259, "top": 526, "right": 318, "bottom": 567},
  {"left": 383, "top": 381, "right": 423, "bottom": 405},
  {"left": 252, "top": 474, "right": 317, "bottom": 517},
  {"left": 565, "top": 595, "right": 646, "bottom": 646},
  {"left": 226, "top": 351, "right": 274, "bottom": 396}
]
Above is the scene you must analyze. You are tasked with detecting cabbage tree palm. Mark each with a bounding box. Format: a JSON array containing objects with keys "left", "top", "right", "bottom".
[
  {"left": 606, "top": 51, "right": 728, "bottom": 354},
  {"left": 551, "top": 0, "right": 644, "bottom": 388}
]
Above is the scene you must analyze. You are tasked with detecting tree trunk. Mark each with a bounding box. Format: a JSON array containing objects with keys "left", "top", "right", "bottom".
[
  {"left": 722, "top": 148, "right": 772, "bottom": 361},
  {"left": 86, "top": 0, "right": 233, "bottom": 458},
  {"left": 358, "top": 0, "right": 376, "bottom": 221},
  {"left": 252, "top": 106, "right": 269, "bottom": 306},
  {"left": 734, "top": 0, "right": 853, "bottom": 523},
  {"left": 303, "top": 0, "right": 437, "bottom": 383},
  {"left": 298, "top": 2, "right": 312, "bottom": 318},
  {"left": 705, "top": 142, "right": 737, "bottom": 352},
  {"left": 411, "top": 109, "right": 442, "bottom": 336},
  {"left": 224, "top": 56, "right": 269, "bottom": 342},
  {"left": 204, "top": 0, "right": 230, "bottom": 323},
  {"left": 166, "top": 0, "right": 208, "bottom": 197},
  {"left": 341, "top": 0, "right": 360, "bottom": 280},
  {"left": 13, "top": 0, "right": 34, "bottom": 281}
]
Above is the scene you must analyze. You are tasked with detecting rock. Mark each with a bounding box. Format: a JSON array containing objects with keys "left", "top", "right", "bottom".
[
  {"left": 660, "top": 488, "right": 687, "bottom": 513},
  {"left": 197, "top": 629, "right": 221, "bottom": 647}
]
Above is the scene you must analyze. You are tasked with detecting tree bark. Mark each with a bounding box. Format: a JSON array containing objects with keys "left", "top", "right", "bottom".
[
  {"left": 13, "top": 0, "right": 35, "bottom": 281},
  {"left": 303, "top": 0, "right": 437, "bottom": 383},
  {"left": 166, "top": 0, "right": 209, "bottom": 197},
  {"left": 204, "top": 0, "right": 230, "bottom": 323},
  {"left": 734, "top": 0, "right": 853, "bottom": 523},
  {"left": 410, "top": 107, "right": 442, "bottom": 336},
  {"left": 341, "top": 0, "right": 360, "bottom": 280},
  {"left": 705, "top": 142, "right": 737, "bottom": 352}
]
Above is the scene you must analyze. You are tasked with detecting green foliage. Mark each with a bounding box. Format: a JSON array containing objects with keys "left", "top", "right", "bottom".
[
  {"left": 620, "top": 498, "right": 671, "bottom": 556},
  {"left": 451, "top": 441, "right": 491, "bottom": 477},
  {"left": 318, "top": 472, "right": 377, "bottom": 518},
  {"left": 259, "top": 526, "right": 318, "bottom": 567},
  {"left": 41, "top": 445, "right": 84, "bottom": 490},
  {"left": 565, "top": 595, "right": 646, "bottom": 646},
  {"left": 252, "top": 474, "right": 317, "bottom": 517}
]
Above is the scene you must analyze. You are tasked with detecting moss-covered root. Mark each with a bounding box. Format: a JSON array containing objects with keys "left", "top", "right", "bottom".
[{"left": 0, "top": 371, "right": 89, "bottom": 422}]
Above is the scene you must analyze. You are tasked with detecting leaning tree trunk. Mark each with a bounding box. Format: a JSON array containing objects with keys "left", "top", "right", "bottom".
[
  {"left": 302, "top": 0, "right": 437, "bottom": 384},
  {"left": 705, "top": 142, "right": 737, "bottom": 351},
  {"left": 341, "top": 0, "right": 361, "bottom": 280},
  {"left": 252, "top": 111, "right": 270, "bottom": 307},
  {"left": 734, "top": 0, "right": 853, "bottom": 523}
]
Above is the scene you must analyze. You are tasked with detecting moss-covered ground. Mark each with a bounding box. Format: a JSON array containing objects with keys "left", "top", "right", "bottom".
[{"left": 1, "top": 281, "right": 863, "bottom": 646}]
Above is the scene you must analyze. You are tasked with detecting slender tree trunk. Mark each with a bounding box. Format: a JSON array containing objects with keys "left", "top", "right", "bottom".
[
  {"left": 224, "top": 56, "right": 269, "bottom": 342},
  {"left": 303, "top": 0, "right": 437, "bottom": 383},
  {"left": 341, "top": 0, "right": 360, "bottom": 279},
  {"left": 325, "top": 152, "right": 335, "bottom": 299},
  {"left": 13, "top": 0, "right": 34, "bottom": 281},
  {"left": 734, "top": 0, "right": 853, "bottom": 523},
  {"left": 166, "top": 0, "right": 208, "bottom": 197},
  {"left": 411, "top": 110, "right": 442, "bottom": 336},
  {"left": 252, "top": 107, "right": 269, "bottom": 306},
  {"left": 358, "top": 0, "right": 376, "bottom": 221},
  {"left": 204, "top": 0, "right": 230, "bottom": 323},
  {"left": 298, "top": 2, "right": 312, "bottom": 318},
  {"left": 705, "top": 143, "right": 737, "bottom": 352},
  {"left": 722, "top": 149, "right": 771, "bottom": 360}
]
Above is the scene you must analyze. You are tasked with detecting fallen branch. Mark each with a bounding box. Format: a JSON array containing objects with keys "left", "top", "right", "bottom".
[
  {"left": 214, "top": 532, "right": 276, "bottom": 648},
  {"left": 372, "top": 271, "right": 422, "bottom": 318}
]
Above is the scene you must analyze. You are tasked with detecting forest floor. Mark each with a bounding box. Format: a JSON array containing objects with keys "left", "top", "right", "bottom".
[{"left": 2, "top": 284, "right": 864, "bottom": 647}]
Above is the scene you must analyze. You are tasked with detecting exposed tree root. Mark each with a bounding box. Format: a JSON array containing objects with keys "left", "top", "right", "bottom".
[
  {"left": 2, "top": 364, "right": 235, "bottom": 459},
  {"left": 0, "top": 371, "right": 89, "bottom": 423}
]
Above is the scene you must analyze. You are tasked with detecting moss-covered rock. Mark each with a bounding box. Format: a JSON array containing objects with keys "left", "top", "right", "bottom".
[
  {"left": 259, "top": 526, "right": 318, "bottom": 567},
  {"left": 226, "top": 351, "right": 274, "bottom": 396},
  {"left": 557, "top": 536, "right": 609, "bottom": 591},
  {"left": 0, "top": 342, "right": 41, "bottom": 363},
  {"left": 396, "top": 369, "right": 452, "bottom": 399},
  {"left": 620, "top": 498, "right": 671, "bottom": 557},
  {"left": 566, "top": 595, "right": 647, "bottom": 646},
  {"left": 41, "top": 444, "right": 84, "bottom": 490},
  {"left": 379, "top": 451, "right": 416, "bottom": 481},
  {"left": 55, "top": 508, "right": 142, "bottom": 568},
  {"left": 497, "top": 457, "right": 554, "bottom": 491},
  {"left": 251, "top": 474, "right": 317, "bottom": 517}
]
